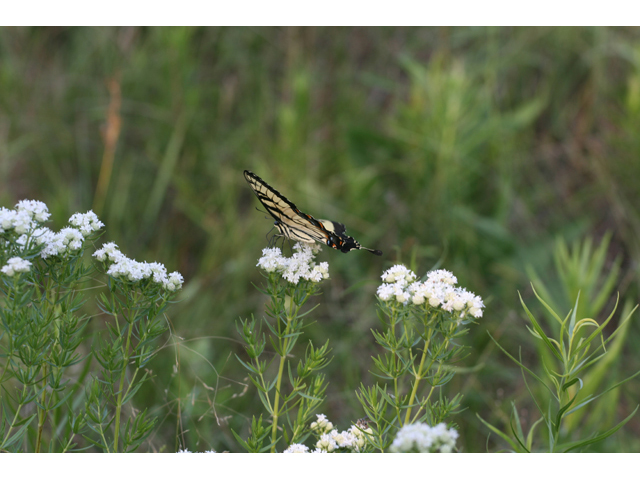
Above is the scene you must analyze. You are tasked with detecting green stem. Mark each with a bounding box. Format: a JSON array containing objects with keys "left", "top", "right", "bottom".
[
  {"left": 404, "top": 341, "right": 430, "bottom": 425},
  {"left": 1, "top": 384, "right": 28, "bottom": 447},
  {"left": 270, "top": 305, "right": 293, "bottom": 452},
  {"left": 113, "top": 320, "right": 134, "bottom": 452},
  {"left": 270, "top": 354, "right": 287, "bottom": 449},
  {"left": 410, "top": 375, "right": 438, "bottom": 424},
  {"left": 97, "top": 401, "right": 111, "bottom": 453},
  {"left": 409, "top": 337, "right": 451, "bottom": 424},
  {"left": 269, "top": 289, "right": 308, "bottom": 452},
  {"left": 62, "top": 435, "right": 75, "bottom": 453},
  {"left": 35, "top": 364, "right": 48, "bottom": 453},
  {"left": 394, "top": 376, "right": 402, "bottom": 426},
  {"left": 390, "top": 305, "right": 405, "bottom": 425}
]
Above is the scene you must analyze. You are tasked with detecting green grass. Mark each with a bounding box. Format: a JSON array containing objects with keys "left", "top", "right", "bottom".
[{"left": 2, "top": 26, "right": 640, "bottom": 452}]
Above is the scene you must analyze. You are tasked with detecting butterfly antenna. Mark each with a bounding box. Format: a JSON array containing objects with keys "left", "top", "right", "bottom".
[{"left": 254, "top": 206, "right": 271, "bottom": 221}]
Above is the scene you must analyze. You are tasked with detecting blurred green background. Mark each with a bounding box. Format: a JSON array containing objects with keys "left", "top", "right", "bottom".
[{"left": 2, "top": 26, "right": 640, "bottom": 452}]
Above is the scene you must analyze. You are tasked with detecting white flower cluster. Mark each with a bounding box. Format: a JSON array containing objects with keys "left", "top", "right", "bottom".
[
  {"left": 282, "top": 415, "right": 373, "bottom": 454},
  {"left": 257, "top": 243, "right": 329, "bottom": 285},
  {"left": 1, "top": 200, "right": 105, "bottom": 260},
  {"left": 377, "top": 266, "right": 484, "bottom": 319},
  {"left": 176, "top": 448, "right": 216, "bottom": 453},
  {"left": 1, "top": 200, "right": 50, "bottom": 234},
  {"left": 381, "top": 264, "right": 417, "bottom": 284},
  {"left": 310, "top": 413, "right": 334, "bottom": 434},
  {"left": 315, "top": 425, "right": 371, "bottom": 453},
  {"left": 314, "top": 417, "right": 372, "bottom": 453},
  {"left": 36, "top": 227, "right": 85, "bottom": 258},
  {"left": 93, "top": 242, "right": 184, "bottom": 291},
  {"left": 390, "top": 422, "right": 459, "bottom": 453},
  {"left": 69, "top": 210, "right": 105, "bottom": 235},
  {"left": 283, "top": 443, "right": 310, "bottom": 453},
  {"left": 1, "top": 257, "right": 32, "bottom": 277},
  {"left": 282, "top": 444, "right": 327, "bottom": 454}
]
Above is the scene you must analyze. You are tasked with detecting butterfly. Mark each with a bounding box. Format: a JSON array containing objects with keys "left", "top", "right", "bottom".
[{"left": 244, "top": 170, "right": 382, "bottom": 255}]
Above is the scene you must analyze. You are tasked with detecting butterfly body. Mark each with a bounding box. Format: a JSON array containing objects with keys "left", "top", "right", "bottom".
[{"left": 244, "top": 170, "right": 382, "bottom": 255}]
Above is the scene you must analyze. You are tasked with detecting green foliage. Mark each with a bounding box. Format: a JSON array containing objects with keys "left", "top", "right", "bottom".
[
  {"left": 234, "top": 246, "right": 331, "bottom": 452},
  {"left": 0, "top": 202, "right": 180, "bottom": 452},
  {"left": 3, "top": 27, "right": 640, "bottom": 452},
  {"left": 87, "top": 266, "right": 171, "bottom": 452},
  {"left": 527, "top": 233, "right": 621, "bottom": 323},
  {"left": 479, "top": 287, "right": 639, "bottom": 452},
  {"left": 356, "top": 266, "right": 480, "bottom": 451}
]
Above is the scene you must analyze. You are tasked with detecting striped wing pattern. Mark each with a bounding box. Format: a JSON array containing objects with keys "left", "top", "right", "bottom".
[
  {"left": 243, "top": 170, "right": 382, "bottom": 256},
  {"left": 243, "top": 170, "right": 330, "bottom": 244}
]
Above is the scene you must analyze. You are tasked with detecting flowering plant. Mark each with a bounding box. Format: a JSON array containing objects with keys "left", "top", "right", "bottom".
[
  {"left": 0, "top": 200, "right": 182, "bottom": 452},
  {"left": 234, "top": 243, "right": 331, "bottom": 452},
  {"left": 389, "top": 422, "right": 458, "bottom": 453},
  {"left": 280, "top": 414, "right": 459, "bottom": 454},
  {"left": 357, "top": 265, "right": 483, "bottom": 451},
  {"left": 282, "top": 414, "right": 374, "bottom": 453}
]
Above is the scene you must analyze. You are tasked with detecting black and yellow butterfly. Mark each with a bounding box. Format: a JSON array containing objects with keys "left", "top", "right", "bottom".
[{"left": 244, "top": 170, "right": 382, "bottom": 255}]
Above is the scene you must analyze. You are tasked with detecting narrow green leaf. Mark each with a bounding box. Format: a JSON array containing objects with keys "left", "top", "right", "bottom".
[
  {"left": 561, "top": 405, "right": 639, "bottom": 452},
  {"left": 476, "top": 414, "right": 525, "bottom": 452}
]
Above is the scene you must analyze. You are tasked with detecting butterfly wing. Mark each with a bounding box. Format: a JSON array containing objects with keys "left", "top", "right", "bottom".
[
  {"left": 244, "top": 170, "right": 382, "bottom": 255},
  {"left": 244, "top": 170, "right": 331, "bottom": 245}
]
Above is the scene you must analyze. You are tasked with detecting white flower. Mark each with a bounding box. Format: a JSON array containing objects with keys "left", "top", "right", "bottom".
[
  {"left": 93, "top": 242, "right": 183, "bottom": 290},
  {"left": 378, "top": 279, "right": 411, "bottom": 304},
  {"left": 16, "top": 200, "right": 50, "bottom": 223},
  {"left": 33, "top": 227, "right": 84, "bottom": 259},
  {"left": 378, "top": 266, "right": 484, "bottom": 319},
  {"left": 452, "top": 298, "right": 465, "bottom": 311},
  {"left": 33, "top": 227, "right": 54, "bottom": 245},
  {"left": 12, "top": 211, "right": 34, "bottom": 235},
  {"left": 427, "top": 269, "right": 457, "bottom": 285},
  {"left": 1, "top": 257, "right": 32, "bottom": 276},
  {"left": 164, "top": 271, "right": 184, "bottom": 291},
  {"left": 316, "top": 432, "right": 338, "bottom": 452},
  {"left": 107, "top": 257, "right": 155, "bottom": 282},
  {"left": 93, "top": 242, "right": 123, "bottom": 262},
  {"left": 313, "top": 262, "right": 330, "bottom": 279},
  {"left": 310, "top": 413, "right": 334, "bottom": 434},
  {"left": 0, "top": 207, "right": 16, "bottom": 233},
  {"left": 256, "top": 247, "right": 286, "bottom": 273},
  {"left": 428, "top": 296, "right": 441, "bottom": 308},
  {"left": 0, "top": 202, "right": 46, "bottom": 235},
  {"left": 390, "top": 422, "right": 458, "bottom": 453},
  {"left": 394, "top": 284, "right": 409, "bottom": 303},
  {"left": 256, "top": 243, "right": 329, "bottom": 285},
  {"left": 468, "top": 294, "right": 485, "bottom": 318},
  {"left": 347, "top": 424, "right": 371, "bottom": 451},
  {"left": 69, "top": 210, "right": 105, "bottom": 235},
  {"left": 176, "top": 448, "right": 216, "bottom": 453},
  {"left": 376, "top": 283, "right": 395, "bottom": 301},
  {"left": 283, "top": 443, "right": 309, "bottom": 453},
  {"left": 58, "top": 227, "right": 84, "bottom": 251},
  {"left": 381, "top": 265, "right": 416, "bottom": 284},
  {"left": 149, "top": 262, "right": 168, "bottom": 284},
  {"left": 330, "top": 429, "right": 356, "bottom": 449},
  {"left": 408, "top": 282, "right": 434, "bottom": 305}
]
